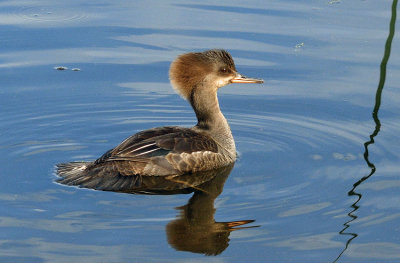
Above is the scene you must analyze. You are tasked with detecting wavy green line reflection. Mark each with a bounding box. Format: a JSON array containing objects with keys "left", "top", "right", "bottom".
[{"left": 334, "top": 0, "right": 398, "bottom": 262}]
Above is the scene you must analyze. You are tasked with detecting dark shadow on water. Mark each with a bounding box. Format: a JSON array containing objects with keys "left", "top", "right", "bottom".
[
  {"left": 166, "top": 164, "right": 257, "bottom": 256},
  {"left": 333, "top": 0, "right": 398, "bottom": 262},
  {"left": 174, "top": 3, "right": 307, "bottom": 18},
  {"left": 57, "top": 163, "right": 257, "bottom": 256}
]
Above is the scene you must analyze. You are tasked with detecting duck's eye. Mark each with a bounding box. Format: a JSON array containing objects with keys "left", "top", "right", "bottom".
[{"left": 219, "top": 67, "right": 228, "bottom": 74}]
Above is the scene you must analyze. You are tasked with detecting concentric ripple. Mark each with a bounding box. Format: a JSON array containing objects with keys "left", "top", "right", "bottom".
[
  {"left": 13, "top": 5, "right": 89, "bottom": 25},
  {"left": 230, "top": 111, "right": 370, "bottom": 153}
]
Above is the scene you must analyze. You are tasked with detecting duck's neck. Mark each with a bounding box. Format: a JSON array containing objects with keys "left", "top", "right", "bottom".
[{"left": 189, "top": 84, "right": 236, "bottom": 158}]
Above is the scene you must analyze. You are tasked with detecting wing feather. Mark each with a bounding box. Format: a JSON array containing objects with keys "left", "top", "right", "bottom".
[
  {"left": 92, "top": 126, "right": 220, "bottom": 175},
  {"left": 57, "top": 127, "right": 232, "bottom": 191}
]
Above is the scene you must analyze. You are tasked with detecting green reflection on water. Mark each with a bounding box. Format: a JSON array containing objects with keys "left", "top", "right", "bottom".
[{"left": 334, "top": 0, "right": 398, "bottom": 262}]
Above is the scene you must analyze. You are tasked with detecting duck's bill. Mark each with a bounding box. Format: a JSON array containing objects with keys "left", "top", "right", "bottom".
[{"left": 231, "top": 74, "right": 264, "bottom": 84}]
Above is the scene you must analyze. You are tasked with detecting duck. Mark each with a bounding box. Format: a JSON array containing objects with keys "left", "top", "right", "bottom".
[
  {"left": 56, "top": 49, "right": 263, "bottom": 191},
  {"left": 166, "top": 163, "right": 256, "bottom": 255}
]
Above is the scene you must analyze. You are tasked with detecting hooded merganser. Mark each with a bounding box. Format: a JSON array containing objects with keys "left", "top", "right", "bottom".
[
  {"left": 56, "top": 49, "right": 263, "bottom": 190},
  {"left": 166, "top": 163, "right": 256, "bottom": 255}
]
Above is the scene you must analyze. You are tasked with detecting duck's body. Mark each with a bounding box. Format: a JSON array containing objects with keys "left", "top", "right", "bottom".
[{"left": 57, "top": 49, "right": 263, "bottom": 190}]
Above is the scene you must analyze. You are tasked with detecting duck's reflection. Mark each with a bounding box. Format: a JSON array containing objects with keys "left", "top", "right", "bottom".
[
  {"left": 57, "top": 163, "right": 256, "bottom": 255},
  {"left": 165, "top": 164, "right": 255, "bottom": 255}
]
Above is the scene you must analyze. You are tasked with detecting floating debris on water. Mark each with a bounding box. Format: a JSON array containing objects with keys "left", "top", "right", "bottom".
[
  {"left": 54, "top": 66, "right": 68, "bottom": 70},
  {"left": 333, "top": 152, "right": 357, "bottom": 161},
  {"left": 295, "top": 42, "right": 304, "bottom": 49},
  {"left": 311, "top": 154, "right": 323, "bottom": 160},
  {"left": 294, "top": 42, "right": 305, "bottom": 52},
  {"left": 54, "top": 66, "right": 81, "bottom": 71},
  {"left": 328, "top": 0, "right": 341, "bottom": 4}
]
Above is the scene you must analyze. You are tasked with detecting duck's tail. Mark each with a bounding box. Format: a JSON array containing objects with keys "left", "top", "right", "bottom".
[
  {"left": 55, "top": 161, "right": 144, "bottom": 192},
  {"left": 56, "top": 162, "right": 91, "bottom": 185}
]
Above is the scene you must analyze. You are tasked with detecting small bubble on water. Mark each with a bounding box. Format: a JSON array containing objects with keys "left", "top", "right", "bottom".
[
  {"left": 294, "top": 42, "right": 305, "bottom": 52},
  {"left": 311, "top": 154, "right": 323, "bottom": 160},
  {"left": 333, "top": 152, "right": 357, "bottom": 161}
]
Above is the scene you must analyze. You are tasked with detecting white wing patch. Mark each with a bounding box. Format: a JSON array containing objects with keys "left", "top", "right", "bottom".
[{"left": 125, "top": 142, "right": 157, "bottom": 153}]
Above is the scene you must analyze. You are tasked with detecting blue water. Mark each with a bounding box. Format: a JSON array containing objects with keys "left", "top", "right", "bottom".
[{"left": 1, "top": 1, "right": 400, "bottom": 262}]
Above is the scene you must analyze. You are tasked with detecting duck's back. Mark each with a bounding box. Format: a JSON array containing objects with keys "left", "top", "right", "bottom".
[{"left": 56, "top": 126, "right": 233, "bottom": 191}]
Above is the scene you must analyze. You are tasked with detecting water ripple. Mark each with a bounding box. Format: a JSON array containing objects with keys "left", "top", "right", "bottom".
[
  {"left": 14, "top": 5, "right": 89, "bottom": 24},
  {"left": 231, "top": 111, "right": 370, "bottom": 153}
]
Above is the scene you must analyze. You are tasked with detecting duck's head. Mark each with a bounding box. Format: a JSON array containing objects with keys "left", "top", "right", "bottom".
[{"left": 169, "top": 49, "right": 263, "bottom": 100}]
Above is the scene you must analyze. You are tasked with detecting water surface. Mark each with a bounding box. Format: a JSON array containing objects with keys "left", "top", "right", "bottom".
[{"left": 1, "top": 1, "right": 400, "bottom": 262}]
